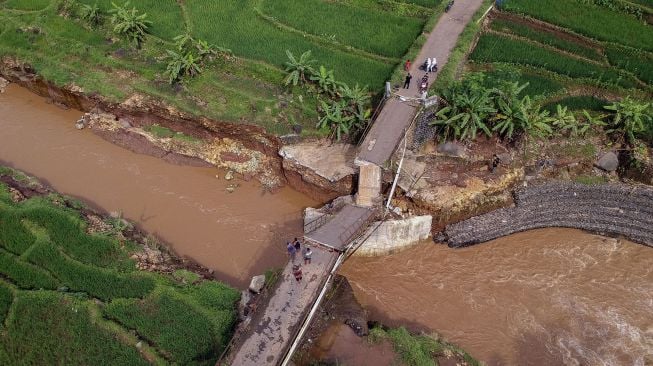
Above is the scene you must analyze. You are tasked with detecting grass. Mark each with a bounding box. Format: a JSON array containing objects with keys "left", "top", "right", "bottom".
[
  {"left": 470, "top": 33, "right": 638, "bottom": 89},
  {"left": 260, "top": 0, "right": 425, "bottom": 59},
  {"left": 574, "top": 175, "right": 609, "bottom": 185},
  {"left": 369, "top": 326, "right": 480, "bottom": 366},
  {"left": 0, "top": 168, "right": 240, "bottom": 364},
  {"left": 489, "top": 18, "right": 603, "bottom": 61},
  {"left": 3, "top": 0, "right": 51, "bottom": 11},
  {"left": 500, "top": 0, "right": 653, "bottom": 51},
  {"left": 480, "top": 65, "right": 565, "bottom": 97},
  {"left": 0, "top": 0, "right": 437, "bottom": 135}
]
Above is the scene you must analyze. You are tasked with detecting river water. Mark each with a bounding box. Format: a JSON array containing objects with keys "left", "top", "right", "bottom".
[
  {"left": 0, "top": 84, "right": 316, "bottom": 287},
  {"left": 341, "top": 228, "right": 653, "bottom": 365}
]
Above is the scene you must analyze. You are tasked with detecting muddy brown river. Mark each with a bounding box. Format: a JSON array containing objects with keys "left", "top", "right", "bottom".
[
  {"left": 341, "top": 228, "right": 653, "bottom": 365},
  {"left": 0, "top": 84, "right": 316, "bottom": 287},
  {"left": 3, "top": 85, "right": 652, "bottom": 365}
]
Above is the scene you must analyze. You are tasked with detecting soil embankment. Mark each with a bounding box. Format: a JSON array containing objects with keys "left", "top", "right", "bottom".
[
  {"left": 446, "top": 182, "right": 653, "bottom": 247},
  {"left": 0, "top": 84, "right": 316, "bottom": 287},
  {"left": 0, "top": 58, "right": 352, "bottom": 199}
]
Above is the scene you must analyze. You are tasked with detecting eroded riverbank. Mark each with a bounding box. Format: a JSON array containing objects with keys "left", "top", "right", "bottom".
[
  {"left": 341, "top": 228, "right": 653, "bottom": 365},
  {"left": 0, "top": 84, "right": 316, "bottom": 287}
]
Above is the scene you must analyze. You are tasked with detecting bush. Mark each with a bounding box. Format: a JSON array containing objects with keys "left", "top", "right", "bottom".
[
  {"left": 1, "top": 292, "right": 148, "bottom": 365},
  {"left": 25, "top": 242, "right": 154, "bottom": 300}
]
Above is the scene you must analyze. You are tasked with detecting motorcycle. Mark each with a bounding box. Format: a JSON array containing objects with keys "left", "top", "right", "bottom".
[
  {"left": 419, "top": 75, "right": 429, "bottom": 94},
  {"left": 445, "top": 0, "right": 454, "bottom": 12}
]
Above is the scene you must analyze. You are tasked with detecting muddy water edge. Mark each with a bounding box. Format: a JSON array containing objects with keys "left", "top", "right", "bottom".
[
  {"left": 0, "top": 84, "right": 317, "bottom": 287},
  {"left": 340, "top": 228, "right": 653, "bottom": 365}
]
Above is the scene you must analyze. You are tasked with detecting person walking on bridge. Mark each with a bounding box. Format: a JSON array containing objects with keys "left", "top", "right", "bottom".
[
  {"left": 292, "top": 264, "right": 303, "bottom": 282},
  {"left": 403, "top": 73, "right": 412, "bottom": 89},
  {"left": 287, "top": 241, "right": 296, "bottom": 261},
  {"left": 303, "top": 247, "right": 313, "bottom": 265},
  {"left": 293, "top": 237, "right": 301, "bottom": 252}
]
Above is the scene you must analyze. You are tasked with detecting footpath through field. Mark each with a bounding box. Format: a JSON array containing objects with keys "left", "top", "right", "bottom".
[
  {"left": 227, "top": 2, "right": 487, "bottom": 365},
  {"left": 359, "top": 0, "right": 486, "bottom": 165}
]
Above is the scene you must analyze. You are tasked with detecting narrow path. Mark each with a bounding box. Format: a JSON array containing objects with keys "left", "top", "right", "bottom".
[
  {"left": 359, "top": 0, "right": 487, "bottom": 165},
  {"left": 228, "top": 2, "right": 489, "bottom": 364}
]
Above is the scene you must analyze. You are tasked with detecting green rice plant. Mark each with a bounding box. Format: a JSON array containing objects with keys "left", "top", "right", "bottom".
[
  {"left": 260, "top": 0, "right": 424, "bottom": 58},
  {"left": 0, "top": 209, "right": 36, "bottom": 255},
  {"left": 500, "top": 0, "right": 653, "bottom": 51},
  {"left": 144, "top": 124, "right": 174, "bottom": 138},
  {"left": 481, "top": 65, "right": 565, "bottom": 97},
  {"left": 19, "top": 203, "right": 133, "bottom": 269},
  {"left": 104, "top": 289, "right": 227, "bottom": 364},
  {"left": 24, "top": 242, "right": 154, "bottom": 300},
  {"left": 0, "top": 249, "right": 59, "bottom": 290},
  {"left": 0, "top": 281, "right": 13, "bottom": 326},
  {"left": 490, "top": 18, "right": 603, "bottom": 61},
  {"left": 1, "top": 292, "right": 148, "bottom": 365},
  {"left": 470, "top": 33, "right": 637, "bottom": 89},
  {"left": 605, "top": 44, "right": 653, "bottom": 85}
]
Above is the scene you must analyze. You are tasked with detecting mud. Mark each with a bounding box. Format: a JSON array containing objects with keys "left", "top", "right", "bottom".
[
  {"left": 341, "top": 229, "right": 653, "bottom": 365},
  {"left": 0, "top": 84, "right": 317, "bottom": 287}
]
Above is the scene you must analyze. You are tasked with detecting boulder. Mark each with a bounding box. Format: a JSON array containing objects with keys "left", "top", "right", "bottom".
[
  {"left": 224, "top": 170, "right": 234, "bottom": 180},
  {"left": 248, "top": 274, "right": 266, "bottom": 294},
  {"left": 595, "top": 152, "right": 619, "bottom": 172},
  {"left": 437, "top": 142, "right": 466, "bottom": 158}
]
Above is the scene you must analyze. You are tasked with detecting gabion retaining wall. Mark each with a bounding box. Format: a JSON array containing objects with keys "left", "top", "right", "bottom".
[{"left": 445, "top": 182, "right": 653, "bottom": 248}]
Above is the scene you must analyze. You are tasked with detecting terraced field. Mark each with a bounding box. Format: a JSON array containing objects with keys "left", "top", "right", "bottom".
[
  {"left": 0, "top": 169, "right": 239, "bottom": 365},
  {"left": 463, "top": 0, "right": 653, "bottom": 111},
  {"left": 0, "top": 0, "right": 443, "bottom": 134}
]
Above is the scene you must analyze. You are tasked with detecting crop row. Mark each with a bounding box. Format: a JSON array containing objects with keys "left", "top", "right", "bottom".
[
  {"left": 470, "top": 33, "right": 638, "bottom": 89},
  {"left": 25, "top": 241, "right": 154, "bottom": 300},
  {"left": 105, "top": 287, "right": 237, "bottom": 364},
  {"left": 260, "top": 0, "right": 424, "bottom": 58},
  {"left": 489, "top": 18, "right": 603, "bottom": 61},
  {"left": 0, "top": 248, "right": 59, "bottom": 290},
  {"left": 500, "top": 0, "right": 653, "bottom": 51},
  {"left": 0, "top": 292, "right": 148, "bottom": 365},
  {"left": 605, "top": 45, "right": 653, "bottom": 85}
]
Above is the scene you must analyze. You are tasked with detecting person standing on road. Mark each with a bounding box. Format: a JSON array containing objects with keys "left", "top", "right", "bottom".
[
  {"left": 404, "top": 59, "right": 411, "bottom": 71},
  {"left": 287, "top": 241, "right": 296, "bottom": 261},
  {"left": 303, "top": 247, "right": 313, "bottom": 265},
  {"left": 403, "top": 73, "right": 412, "bottom": 89},
  {"left": 431, "top": 57, "right": 438, "bottom": 72},
  {"left": 426, "top": 58, "right": 432, "bottom": 73}
]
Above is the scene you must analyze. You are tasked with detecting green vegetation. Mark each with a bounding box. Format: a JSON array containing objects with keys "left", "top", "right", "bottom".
[
  {"left": 500, "top": 0, "right": 653, "bottom": 51},
  {"left": 0, "top": 170, "right": 239, "bottom": 365},
  {"left": 470, "top": 33, "right": 636, "bottom": 89},
  {"left": 0, "top": 0, "right": 438, "bottom": 135},
  {"left": 604, "top": 97, "right": 652, "bottom": 144},
  {"left": 489, "top": 18, "right": 603, "bottom": 61},
  {"left": 605, "top": 44, "right": 653, "bottom": 85},
  {"left": 369, "top": 326, "right": 480, "bottom": 366},
  {"left": 544, "top": 96, "right": 609, "bottom": 113}
]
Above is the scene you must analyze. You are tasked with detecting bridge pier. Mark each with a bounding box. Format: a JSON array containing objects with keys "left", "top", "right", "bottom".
[{"left": 355, "top": 161, "right": 382, "bottom": 207}]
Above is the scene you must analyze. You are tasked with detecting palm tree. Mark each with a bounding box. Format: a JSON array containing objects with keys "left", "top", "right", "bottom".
[
  {"left": 109, "top": 1, "right": 152, "bottom": 48},
  {"left": 433, "top": 85, "right": 495, "bottom": 141},
  {"left": 310, "top": 65, "right": 339, "bottom": 95},
  {"left": 604, "top": 97, "right": 652, "bottom": 144},
  {"left": 317, "top": 100, "right": 354, "bottom": 141},
  {"left": 284, "top": 50, "right": 316, "bottom": 86},
  {"left": 339, "top": 83, "right": 370, "bottom": 107},
  {"left": 165, "top": 50, "right": 201, "bottom": 84}
]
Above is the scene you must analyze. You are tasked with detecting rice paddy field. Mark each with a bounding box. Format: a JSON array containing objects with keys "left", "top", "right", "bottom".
[
  {"left": 461, "top": 0, "right": 653, "bottom": 109},
  {"left": 0, "top": 0, "right": 443, "bottom": 134},
  {"left": 0, "top": 167, "right": 239, "bottom": 365}
]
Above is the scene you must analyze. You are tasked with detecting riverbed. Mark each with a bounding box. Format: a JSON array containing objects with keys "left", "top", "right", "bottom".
[
  {"left": 341, "top": 228, "right": 653, "bottom": 365},
  {"left": 0, "top": 84, "right": 316, "bottom": 287}
]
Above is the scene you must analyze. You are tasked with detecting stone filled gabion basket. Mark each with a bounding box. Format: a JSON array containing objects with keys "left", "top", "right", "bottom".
[{"left": 445, "top": 182, "right": 653, "bottom": 248}]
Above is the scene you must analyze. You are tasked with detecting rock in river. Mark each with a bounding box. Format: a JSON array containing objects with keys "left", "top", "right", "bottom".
[{"left": 249, "top": 275, "right": 266, "bottom": 294}]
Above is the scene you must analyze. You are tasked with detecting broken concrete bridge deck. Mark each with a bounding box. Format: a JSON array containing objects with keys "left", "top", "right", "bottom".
[{"left": 304, "top": 204, "right": 377, "bottom": 251}]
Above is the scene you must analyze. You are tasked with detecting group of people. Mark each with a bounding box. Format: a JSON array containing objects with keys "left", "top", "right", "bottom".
[
  {"left": 286, "top": 238, "right": 313, "bottom": 282},
  {"left": 402, "top": 57, "right": 438, "bottom": 90}
]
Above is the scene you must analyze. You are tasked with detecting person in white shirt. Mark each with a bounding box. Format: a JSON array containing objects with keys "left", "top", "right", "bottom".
[
  {"left": 432, "top": 57, "right": 437, "bottom": 72},
  {"left": 426, "top": 58, "right": 432, "bottom": 73}
]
